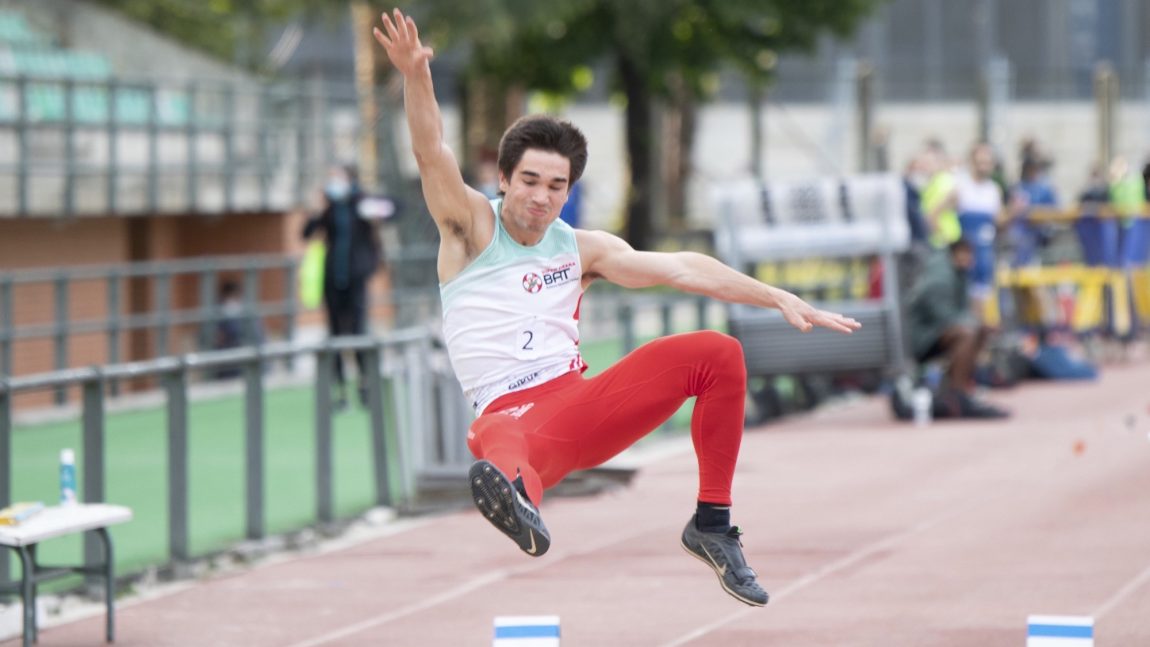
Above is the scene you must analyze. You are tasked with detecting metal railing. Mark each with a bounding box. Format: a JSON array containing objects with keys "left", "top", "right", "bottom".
[
  {"left": 0, "top": 327, "right": 470, "bottom": 587},
  {"left": 0, "top": 72, "right": 403, "bottom": 217},
  {"left": 0, "top": 254, "right": 299, "bottom": 403}
]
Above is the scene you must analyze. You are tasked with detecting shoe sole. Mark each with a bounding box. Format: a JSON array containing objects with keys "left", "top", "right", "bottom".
[
  {"left": 469, "top": 461, "right": 550, "bottom": 557},
  {"left": 680, "top": 539, "right": 769, "bottom": 607}
]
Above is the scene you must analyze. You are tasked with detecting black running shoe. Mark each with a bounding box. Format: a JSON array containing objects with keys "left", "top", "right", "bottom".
[
  {"left": 469, "top": 460, "right": 550, "bottom": 557},
  {"left": 681, "top": 515, "right": 769, "bottom": 606}
]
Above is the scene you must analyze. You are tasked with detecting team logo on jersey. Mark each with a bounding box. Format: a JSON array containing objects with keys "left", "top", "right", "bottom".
[{"left": 522, "top": 273, "right": 544, "bottom": 293}]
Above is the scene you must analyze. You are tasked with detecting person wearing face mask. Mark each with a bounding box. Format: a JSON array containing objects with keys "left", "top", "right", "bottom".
[{"left": 303, "top": 164, "right": 397, "bottom": 409}]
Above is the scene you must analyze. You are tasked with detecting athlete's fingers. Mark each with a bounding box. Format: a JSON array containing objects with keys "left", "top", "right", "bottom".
[
  {"left": 393, "top": 8, "right": 410, "bottom": 41},
  {"left": 406, "top": 15, "right": 420, "bottom": 43},
  {"left": 381, "top": 12, "right": 400, "bottom": 43},
  {"left": 372, "top": 27, "right": 392, "bottom": 49},
  {"left": 817, "top": 312, "right": 859, "bottom": 333},
  {"left": 783, "top": 309, "right": 813, "bottom": 332}
]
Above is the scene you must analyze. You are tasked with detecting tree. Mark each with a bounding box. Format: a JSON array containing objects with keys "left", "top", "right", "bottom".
[{"left": 418, "top": 0, "right": 883, "bottom": 249}]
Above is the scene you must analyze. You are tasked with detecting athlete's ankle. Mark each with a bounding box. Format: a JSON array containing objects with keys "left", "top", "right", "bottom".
[{"left": 695, "top": 501, "right": 732, "bottom": 533}]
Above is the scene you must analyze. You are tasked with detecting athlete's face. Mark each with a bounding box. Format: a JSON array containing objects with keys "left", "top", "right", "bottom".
[{"left": 499, "top": 149, "right": 571, "bottom": 244}]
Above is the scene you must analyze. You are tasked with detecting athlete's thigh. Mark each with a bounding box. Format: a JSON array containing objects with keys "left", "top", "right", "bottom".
[{"left": 555, "top": 335, "right": 711, "bottom": 468}]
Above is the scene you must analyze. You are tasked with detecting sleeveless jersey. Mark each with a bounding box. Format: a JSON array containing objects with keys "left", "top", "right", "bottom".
[{"left": 440, "top": 199, "right": 586, "bottom": 414}]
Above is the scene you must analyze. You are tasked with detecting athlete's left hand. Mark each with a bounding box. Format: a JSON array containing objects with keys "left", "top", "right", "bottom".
[{"left": 775, "top": 290, "right": 861, "bottom": 334}]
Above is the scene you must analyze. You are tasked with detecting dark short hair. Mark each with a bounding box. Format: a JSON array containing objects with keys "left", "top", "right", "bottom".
[
  {"left": 948, "top": 238, "right": 973, "bottom": 255},
  {"left": 497, "top": 115, "right": 588, "bottom": 190}
]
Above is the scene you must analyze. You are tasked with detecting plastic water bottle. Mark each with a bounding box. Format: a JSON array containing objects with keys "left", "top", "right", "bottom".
[
  {"left": 912, "top": 387, "right": 933, "bottom": 428},
  {"left": 59, "top": 448, "right": 77, "bottom": 505}
]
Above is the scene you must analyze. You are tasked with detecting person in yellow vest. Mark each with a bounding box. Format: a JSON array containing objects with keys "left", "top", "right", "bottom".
[{"left": 919, "top": 140, "right": 961, "bottom": 248}]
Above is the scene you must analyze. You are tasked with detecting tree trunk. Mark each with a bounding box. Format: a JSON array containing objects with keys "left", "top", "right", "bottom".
[
  {"left": 618, "top": 54, "right": 654, "bottom": 250},
  {"left": 749, "top": 83, "right": 765, "bottom": 179},
  {"left": 350, "top": 0, "right": 379, "bottom": 190},
  {"left": 664, "top": 77, "right": 697, "bottom": 232},
  {"left": 462, "top": 75, "right": 527, "bottom": 178}
]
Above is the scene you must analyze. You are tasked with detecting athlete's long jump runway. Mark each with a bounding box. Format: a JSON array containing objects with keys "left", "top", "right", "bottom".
[{"left": 11, "top": 363, "right": 1150, "bottom": 646}]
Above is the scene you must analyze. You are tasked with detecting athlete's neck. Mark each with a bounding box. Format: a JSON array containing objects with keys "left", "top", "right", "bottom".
[{"left": 500, "top": 212, "right": 547, "bottom": 247}]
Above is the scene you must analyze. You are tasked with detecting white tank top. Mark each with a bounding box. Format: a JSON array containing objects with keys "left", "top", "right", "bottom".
[{"left": 439, "top": 199, "right": 586, "bottom": 414}]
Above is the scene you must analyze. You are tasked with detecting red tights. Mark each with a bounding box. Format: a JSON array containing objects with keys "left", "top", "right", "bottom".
[{"left": 466, "top": 330, "right": 747, "bottom": 506}]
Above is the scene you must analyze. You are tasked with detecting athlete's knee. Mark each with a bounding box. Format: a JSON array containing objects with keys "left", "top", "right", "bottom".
[{"left": 692, "top": 330, "right": 746, "bottom": 378}]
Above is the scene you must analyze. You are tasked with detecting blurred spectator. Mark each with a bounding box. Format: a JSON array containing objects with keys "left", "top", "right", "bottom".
[
  {"left": 1078, "top": 162, "right": 1110, "bottom": 205},
  {"left": 1142, "top": 160, "right": 1150, "bottom": 201},
  {"left": 475, "top": 150, "right": 500, "bottom": 199},
  {"left": 955, "top": 142, "right": 1003, "bottom": 317},
  {"left": 1008, "top": 156, "right": 1059, "bottom": 266},
  {"left": 907, "top": 239, "right": 1009, "bottom": 419},
  {"left": 902, "top": 154, "right": 931, "bottom": 248},
  {"left": 1108, "top": 156, "right": 1146, "bottom": 218},
  {"left": 919, "top": 139, "right": 961, "bottom": 249},
  {"left": 213, "top": 279, "right": 263, "bottom": 379},
  {"left": 558, "top": 180, "right": 583, "bottom": 228},
  {"left": 302, "top": 164, "right": 397, "bottom": 409}
]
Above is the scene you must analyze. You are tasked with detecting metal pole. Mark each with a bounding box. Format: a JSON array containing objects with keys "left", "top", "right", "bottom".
[
  {"left": 620, "top": 302, "right": 635, "bottom": 354},
  {"left": 856, "top": 61, "right": 874, "bottom": 172},
  {"left": 258, "top": 85, "right": 271, "bottom": 210},
  {"left": 242, "top": 265, "right": 259, "bottom": 345},
  {"left": 244, "top": 353, "right": 265, "bottom": 540},
  {"left": 1095, "top": 61, "right": 1117, "bottom": 168},
  {"left": 155, "top": 272, "right": 171, "bottom": 357},
  {"left": 82, "top": 376, "right": 106, "bottom": 580},
  {"left": 924, "top": 0, "right": 943, "bottom": 101},
  {"left": 166, "top": 364, "right": 190, "bottom": 563},
  {"left": 283, "top": 263, "right": 297, "bottom": 370},
  {"left": 660, "top": 300, "right": 673, "bottom": 337},
  {"left": 63, "top": 78, "right": 77, "bottom": 216},
  {"left": 695, "top": 295, "right": 708, "bottom": 331},
  {"left": 54, "top": 275, "right": 69, "bottom": 405},
  {"left": 1, "top": 277, "right": 12, "bottom": 380},
  {"left": 0, "top": 385, "right": 10, "bottom": 587},
  {"left": 363, "top": 346, "right": 391, "bottom": 506},
  {"left": 148, "top": 84, "right": 159, "bottom": 213},
  {"left": 16, "top": 75, "right": 28, "bottom": 215},
  {"left": 198, "top": 269, "right": 216, "bottom": 353},
  {"left": 977, "top": 65, "right": 990, "bottom": 144},
  {"left": 315, "top": 348, "right": 334, "bottom": 524},
  {"left": 186, "top": 81, "right": 198, "bottom": 213},
  {"left": 106, "top": 77, "right": 118, "bottom": 213},
  {"left": 106, "top": 271, "right": 121, "bottom": 396},
  {"left": 223, "top": 83, "right": 236, "bottom": 212},
  {"left": 295, "top": 84, "right": 308, "bottom": 206}
]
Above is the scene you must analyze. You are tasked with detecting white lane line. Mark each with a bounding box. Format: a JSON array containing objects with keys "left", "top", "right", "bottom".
[
  {"left": 286, "top": 522, "right": 666, "bottom": 647},
  {"left": 286, "top": 570, "right": 506, "bottom": 647},
  {"left": 660, "top": 504, "right": 973, "bottom": 647},
  {"left": 1093, "top": 561, "right": 1150, "bottom": 620}
]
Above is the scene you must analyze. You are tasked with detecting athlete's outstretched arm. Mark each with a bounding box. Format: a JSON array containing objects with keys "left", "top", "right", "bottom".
[
  {"left": 577, "top": 229, "right": 860, "bottom": 334},
  {"left": 373, "top": 9, "right": 488, "bottom": 236}
]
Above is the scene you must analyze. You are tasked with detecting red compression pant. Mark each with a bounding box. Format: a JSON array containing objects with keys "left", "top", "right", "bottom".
[{"left": 466, "top": 330, "right": 747, "bottom": 506}]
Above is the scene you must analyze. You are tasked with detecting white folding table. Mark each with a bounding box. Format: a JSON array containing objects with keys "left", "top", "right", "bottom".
[{"left": 0, "top": 504, "right": 132, "bottom": 646}]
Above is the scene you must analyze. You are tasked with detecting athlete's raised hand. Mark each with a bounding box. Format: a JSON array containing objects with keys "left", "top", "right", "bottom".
[
  {"left": 373, "top": 8, "right": 433, "bottom": 78},
  {"left": 775, "top": 289, "right": 861, "bottom": 334}
]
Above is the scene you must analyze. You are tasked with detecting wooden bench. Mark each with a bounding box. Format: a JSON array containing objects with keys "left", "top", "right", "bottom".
[
  {"left": 712, "top": 174, "right": 911, "bottom": 389},
  {"left": 1, "top": 503, "right": 132, "bottom": 646}
]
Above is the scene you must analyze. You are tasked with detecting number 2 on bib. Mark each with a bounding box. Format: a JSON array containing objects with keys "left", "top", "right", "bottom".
[{"left": 516, "top": 319, "right": 544, "bottom": 359}]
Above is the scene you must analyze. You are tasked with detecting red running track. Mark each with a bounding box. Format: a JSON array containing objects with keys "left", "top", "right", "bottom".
[{"left": 9, "top": 363, "right": 1150, "bottom": 646}]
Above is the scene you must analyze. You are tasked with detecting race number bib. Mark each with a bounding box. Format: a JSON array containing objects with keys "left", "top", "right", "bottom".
[{"left": 516, "top": 318, "right": 545, "bottom": 359}]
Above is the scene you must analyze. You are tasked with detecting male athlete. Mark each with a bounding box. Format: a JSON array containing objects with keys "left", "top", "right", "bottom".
[{"left": 374, "top": 9, "right": 860, "bottom": 607}]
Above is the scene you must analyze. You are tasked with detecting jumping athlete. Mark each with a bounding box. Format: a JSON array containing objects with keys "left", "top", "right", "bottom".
[{"left": 374, "top": 9, "right": 861, "bottom": 607}]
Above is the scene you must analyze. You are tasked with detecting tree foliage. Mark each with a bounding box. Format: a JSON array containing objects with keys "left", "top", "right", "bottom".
[
  {"left": 415, "top": 0, "right": 884, "bottom": 248},
  {"left": 92, "top": 0, "right": 337, "bottom": 65}
]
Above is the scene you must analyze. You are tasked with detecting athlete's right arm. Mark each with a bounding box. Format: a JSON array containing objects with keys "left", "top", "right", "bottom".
[{"left": 373, "top": 9, "right": 489, "bottom": 240}]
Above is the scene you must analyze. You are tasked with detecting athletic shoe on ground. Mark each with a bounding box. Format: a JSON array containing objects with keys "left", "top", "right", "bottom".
[
  {"left": 469, "top": 460, "right": 551, "bottom": 557},
  {"left": 681, "top": 515, "right": 769, "bottom": 606}
]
